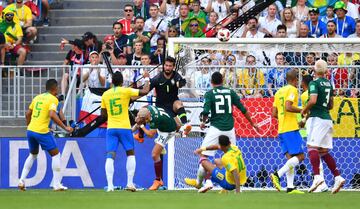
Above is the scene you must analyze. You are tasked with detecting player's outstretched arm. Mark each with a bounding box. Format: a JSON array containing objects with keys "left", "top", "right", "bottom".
[
  {"left": 194, "top": 145, "right": 220, "bottom": 155},
  {"left": 49, "top": 110, "right": 73, "bottom": 133},
  {"left": 25, "top": 109, "right": 32, "bottom": 125},
  {"left": 231, "top": 169, "right": 241, "bottom": 194}
]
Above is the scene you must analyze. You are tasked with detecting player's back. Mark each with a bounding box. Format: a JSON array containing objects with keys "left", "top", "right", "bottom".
[
  {"left": 308, "top": 78, "right": 333, "bottom": 120},
  {"left": 221, "top": 145, "right": 247, "bottom": 185},
  {"left": 101, "top": 86, "right": 139, "bottom": 129},
  {"left": 28, "top": 93, "right": 59, "bottom": 134},
  {"left": 147, "top": 106, "right": 177, "bottom": 132},
  {"left": 274, "top": 85, "right": 299, "bottom": 133}
]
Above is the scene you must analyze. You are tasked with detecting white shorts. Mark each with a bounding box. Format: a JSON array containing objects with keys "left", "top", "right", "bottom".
[
  {"left": 154, "top": 131, "right": 176, "bottom": 147},
  {"left": 306, "top": 117, "right": 333, "bottom": 149},
  {"left": 201, "top": 126, "right": 236, "bottom": 156}
]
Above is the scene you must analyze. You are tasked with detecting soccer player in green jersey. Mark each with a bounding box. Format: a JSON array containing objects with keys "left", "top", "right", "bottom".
[
  {"left": 302, "top": 60, "right": 345, "bottom": 194},
  {"left": 185, "top": 71, "right": 259, "bottom": 193},
  {"left": 133, "top": 105, "right": 181, "bottom": 190}
]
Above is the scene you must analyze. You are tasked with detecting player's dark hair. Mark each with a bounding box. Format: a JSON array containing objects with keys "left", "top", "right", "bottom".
[
  {"left": 219, "top": 135, "right": 231, "bottom": 147},
  {"left": 46, "top": 79, "right": 58, "bottom": 91},
  {"left": 112, "top": 72, "right": 123, "bottom": 86},
  {"left": 302, "top": 75, "right": 313, "bottom": 87},
  {"left": 165, "top": 56, "right": 176, "bottom": 65},
  {"left": 286, "top": 70, "right": 298, "bottom": 82},
  {"left": 211, "top": 71, "right": 223, "bottom": 85}
]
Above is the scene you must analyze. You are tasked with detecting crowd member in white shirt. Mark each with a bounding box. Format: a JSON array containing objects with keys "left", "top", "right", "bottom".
[
  {"left": 292, "top": 0, "right": 309, "bottom": 22},
  {"left": 343, "top": 0, "right": 359, "bottom": 20},
  {"left": 348, "top": 19, "right": 360, "bottom": 37},
  {"left": 241, "top": 17, "right": 265, "bottom": 38},
  {"left": 160, "top": 0, "right": 180, "bottom": 24},
  {"left": 281, "top": 7, "right": 300, "bottom": 38},
  {"left": 144, "top": 4, "right": 168, "bottom": 53},
  {"left": 321, "top": 20, "right": 343, "bottom": 38},
  {"left": 234, "top": 0, "right": 255, "bottom": 15},
  {"left": 259, "top": 4, "right": 282, "bottom": 37},
  {"left": 205, "top": 0, "right": 232, "bottom": 21},
  {"left": 82, "top": 51, "right": 106, "bottom": 88}
]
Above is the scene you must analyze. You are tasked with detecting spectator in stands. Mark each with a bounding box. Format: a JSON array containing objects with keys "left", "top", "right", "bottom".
[
  {"left": 81, "top": 32, "right": 102, "bottom": 54},
  {"left": 348, "top": 19, "right": 360, "bottom": 37},
  {"left": 320, "top": 6, "right": 336, "bottom": 23},
  {"left": 342, "top": 0, "right": 359, "bottom": 19},
  {"left": 259, "top": 4, "right": 282, "bottom": 37},
  {"left": 305, "top": 7, "right": 327, "bottom": 37},
  {"left": 126, "top": 39, "right": 144, "bottom": 66},
  {"left": 100, "top": 35, "right": 121, "bottom": 65},
  {"left": 281, "top": 7, "right": 299, "bottom": 38},
  {"left": 327, "top": 53, "right": 349, "bottom": 96},
  {"left": 118, "top": 4, "right": 134, "bottom": 36},
  {"left": 238, "top": 55, "right": 266, "bottom": 98},
  {"left": 184, "top": 17, "right": 205, "bottom": 37},
  {"left": 128, "top": 16, "right": 151, "bottom": 54},
  {"left": 82, "top": 51, "right": 106, "bottom": 88},
  {"left": 222, "top": 6, "right": 239, "bottom": 28},
  {"left": 4, "top": 0, "right": 37, "bottom": 44},
  {"left": 112, "top": 22, "right": 129, "bottom": 55},
  {"left": 220, "top": 54, "right": 240, "bottom": 89},
  {"left": 24, "top": 0, "right": 50, "bottom": 26},
  {"left": 144, "top": 4, "right": 168, "bottom": 53},
  {"left": 61, "top": 39, "right": 88, "bottom": 96},
  {"left": 298, "top": 23, "right": 312, "bottom": 37},
  {"left": 168, "top": 25, "right": 179, "bottom": 37},
  {"left": 266, "top": 53, "right": 291, "bottom": 97},
  {"left": 241, "top": 17, "right": 265, "bottom": 38},
  {"left": 338, "top": 52, "right": 360, "bottom": 65},
  {"left": 150, "top": 36, "right": 166, "bottom": 65},
  {"left": 189, "top": 0, "right": 207, "bottom": 23},
  {"left": 205, "top": 0, "right": 232, "bottom": 21},
  {"left": 292, "top": 0, "right": 309, "bottom": 22},
  {"left": 134, "top": 0, "right": 150, "bottom": 19},
  {"left": 203, "top": 11, "right": 219, "bottom": 37},
  {"left": 0, "top": 10, "right": 27, "bottom": 65},
  {"left": 191, "top": 56, "right": 212, "bottom": 97},
  {"left": 303, "top": 52, "right": 316, "bottom": 75},
  {"left": 334, "top": 1, "right": 356, "bottom": 37},
  {"left": 160, "top": 0, "right": 180, "bottom": 24},
  {"left": 171, "top": 3, "right": 189, "bottom": 37},
  {"left": 276, "top": 24, "right": 288, "bottom": 37},
  {"left": 321, "top": 20, "right": 342, "bottom": 37},
  {"left": 234, "top": 0, "right": 256, "bottom": 15}
]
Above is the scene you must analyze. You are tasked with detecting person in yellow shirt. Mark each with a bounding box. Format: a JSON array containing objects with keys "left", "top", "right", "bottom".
[
  {"left": 101, "top": 71, "right": 150, "bottom": 192},
  {"left": 3, "top": 0, "right": 37, "bottom": 43},
  {"left": 18, "top": 79, "right": 73, "bottom": 191},
  {"left": 194, "top": 135, "right": 246, "bottom": 193},
  {"left": 270, "top": 70, "right": 305, "bottom": 194}
]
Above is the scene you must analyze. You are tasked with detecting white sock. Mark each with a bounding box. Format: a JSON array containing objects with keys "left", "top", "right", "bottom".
[
  {"left": 20, "top": 154, "right": 37, "bottom": 182},
  {"left": 52, "top": 154, "right": 61, "bottom": 188},
  {"left": 196, "top": 165, "right": 206, "bottom": 185},
  {"left": 126, "top": 155, "right": 136, "bottom": 187},
  {"left": 286, "top": 167, "right": 295, "bottom": 189},
  {"left": 278, "top": 156, "right": 300, "bottom": 177},
  {"left": 105, "top": 158, "right": 114, "bottom": 189},
  {"left": 319, "top": 160, "right": 325, "bottom": 179}
]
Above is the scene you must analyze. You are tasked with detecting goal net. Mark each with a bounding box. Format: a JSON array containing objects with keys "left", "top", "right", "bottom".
[{"left": 167, "top": 38, "right": 360, "bottom": 191}]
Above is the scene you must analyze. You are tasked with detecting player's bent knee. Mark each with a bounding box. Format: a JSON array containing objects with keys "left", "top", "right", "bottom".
[{"left": 106, "top": 152, "right": 116, "bottom": 159}]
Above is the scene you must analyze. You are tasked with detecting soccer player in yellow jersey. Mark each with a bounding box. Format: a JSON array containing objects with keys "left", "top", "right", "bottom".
[
  {"left": 194, "top": 135, "right": 246, "bottom": 194},
  {"left": 270, "top": 70, "right": 305, "bottom": 194},
  {"left": 101, "top": 71, "right": 150, "bottom": 192},
  {"left": 18, "top": 79, "right": 73, "bottom": 191}
]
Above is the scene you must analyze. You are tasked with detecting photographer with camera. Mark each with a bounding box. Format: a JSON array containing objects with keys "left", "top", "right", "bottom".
[{"left": 99, "top": 35, "right": 122, "bottom": 65}]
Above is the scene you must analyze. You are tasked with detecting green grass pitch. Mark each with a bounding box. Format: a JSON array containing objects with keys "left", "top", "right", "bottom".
[{"left": 0, "top": 190, "right": 359, "bottom": 209}]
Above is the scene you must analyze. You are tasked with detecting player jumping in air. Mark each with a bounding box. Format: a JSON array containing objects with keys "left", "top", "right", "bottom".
[
  {"left": 301, "top": 60, "right": 345, "bottom": 194},
  {"left": 18, "top": 79, "right": 73, "bottom": 191},
  {"left": 132, "top": 106, "right": 181, "bottom": 190},
  {"left": 134, "top": 56, "right": 191, "bottom": 142},
  {"left": 194, "top": 135, "right": 247, "bottom": 194},
  {"left": 101, "top": 71, "right": 150, "bottom": 192},
  {"left": 270, "top": 70, "right": 305, "bottom": 194},
  {"left": 185, "top": 71, "right": 258, "bottom": 193}
]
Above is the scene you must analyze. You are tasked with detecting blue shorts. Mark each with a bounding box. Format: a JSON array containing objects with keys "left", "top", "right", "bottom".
[
  {"left": 278, "top": 130, "right": 304, "bottom": 155},
  {"left": 211, "top": 167, "right": 236, "bottom": 190},
  {"left": 106, "top": 128, "right": 134, "bottom": 152},
  {"left": 27, "top": 130, "right": 57, "bottom": 152}
]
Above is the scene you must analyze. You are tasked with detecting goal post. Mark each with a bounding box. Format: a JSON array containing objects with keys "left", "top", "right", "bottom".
[{"left": 167, "top": 38, "right": 360, "bottom": 191}]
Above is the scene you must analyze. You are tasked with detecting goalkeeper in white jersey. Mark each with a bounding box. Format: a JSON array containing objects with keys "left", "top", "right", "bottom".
[{"left": 184, "top": 71, "right": 259, "bottom": 192}]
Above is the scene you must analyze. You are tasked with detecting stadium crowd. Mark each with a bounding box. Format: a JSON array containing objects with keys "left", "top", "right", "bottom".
[{"left": 52, "top": 0, "right": 360, "bottom": 100}]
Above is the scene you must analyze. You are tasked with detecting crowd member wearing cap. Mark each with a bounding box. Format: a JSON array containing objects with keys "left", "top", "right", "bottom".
[
  {"left": 334, "top": 0, "right": 356, "bottom": 37},
  {"left": 60, "top": 32, "right": 102, "bottom": 55},
  {"left": 128, "top": 16, "right": 151, "bottom": 55},
  {"left": 61, "top": 39, "right": 88, "bottom": 96},
  {"left": 305, "top": 8, "right": 327, "bottom": 38},
  {"left": 3, "top": 0, "right": 37, "bottom": 44},
  {"left": 99, "top": 34, "right": 122, "bottom": 65},
  {"left": 112, "top": 22, "right": 129, "bottom": 55},
  {"left": 117, "top": 4, "right": 135, "bottom": 36},
  {"left": 0, "top": 10, "right": 27, "bottom": 65},
  {"left": 82, "top": 51, "right": 106, "bottom": 88}
]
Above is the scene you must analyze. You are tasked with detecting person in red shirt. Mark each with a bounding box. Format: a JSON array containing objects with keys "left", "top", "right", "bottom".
[
  {"left": 203, "top": 11, "right": 219, "bottom": 37},
  {"left": 326, "top": 53, "right": 349, "bottom": 96},
  {"left": 117, "top": 4, "right": 134, "bottom": 35}
]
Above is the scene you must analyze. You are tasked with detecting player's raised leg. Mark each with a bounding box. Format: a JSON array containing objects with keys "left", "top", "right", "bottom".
[{"left": 173, "top": 100, "right": 191, "bottom": 136}]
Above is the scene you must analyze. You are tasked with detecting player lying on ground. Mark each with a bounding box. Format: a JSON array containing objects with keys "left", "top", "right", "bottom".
[
  {"left": 193, "top": 135, "right": 247, "bottom": 194},
  {"left": 270, "top": 70, "right": 305, "bottom": 194},
  {"left": 101, "top": 71, "right": 150, "bottom": 192},
  {"left": 132, "top": 105, "right": 181, "bottom": 190},
  {"left": 19, "top": 79, "right": 74, "bottom": 191},
  {"left": 185, "top": 72, "right": 259, "bottom": 192},
  {"left": 301, "top": 60, "right": 345, "bottom": 194}
]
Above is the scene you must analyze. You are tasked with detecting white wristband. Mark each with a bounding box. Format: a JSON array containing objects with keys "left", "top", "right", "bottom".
[
  {"left": 144, "top": 77, "right": 150, "bottom": 82},
  {"left": 140, "top": 124, "right": 145, "bottom": 128}
]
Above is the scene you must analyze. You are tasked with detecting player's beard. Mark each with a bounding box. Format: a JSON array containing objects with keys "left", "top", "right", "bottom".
[{"left": 164, "top": 70, "right": 173, "bottom": 76}]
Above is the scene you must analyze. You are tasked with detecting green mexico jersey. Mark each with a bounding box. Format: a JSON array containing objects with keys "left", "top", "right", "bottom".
[
  {"left": 202, "top": 86, "right": 247, "bottom": 131},
  {"left": 147, "top": 106, "right": 177, "bottom": 132},
  {"left": 308, "top": 77, "right": 334, "bottom": 120},
  {"left": 128, "top": 31, "right": 151, "bottom": 54}
]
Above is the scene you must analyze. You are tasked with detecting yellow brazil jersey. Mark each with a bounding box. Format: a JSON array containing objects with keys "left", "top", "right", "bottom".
[
  {"left": 238, "top": 69, "right": 265, "bottom": 95},
  {"left": 221, "top": 145, "right": 247, "bottom": 185},
  {"left": 27, "top": 93, "right": 58, "bottom": 134},
  {"left": 301, "top": 90, "right": 309, "bottom": 108},
  {"left": 101, "top": 86, "right": 139, "bottom": 129},
  {"left": 273, "top": 85, "right": 299, "bottom": 134},
  {"left": 0, "top": 20, "right": 23, "bottom": 44},
  {"left": 3, "top": 4, "right": 32, "bottom": 26}
]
